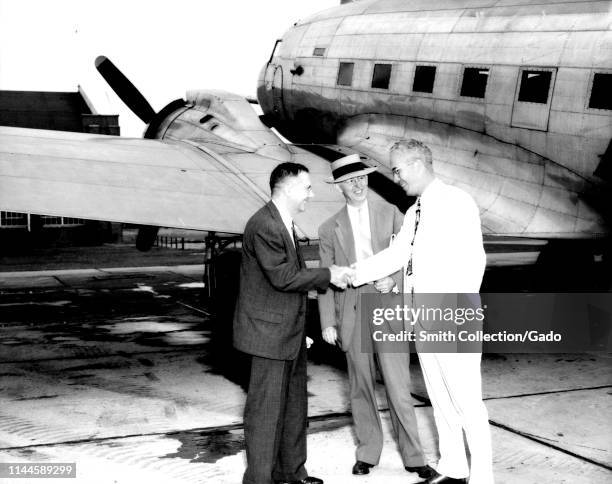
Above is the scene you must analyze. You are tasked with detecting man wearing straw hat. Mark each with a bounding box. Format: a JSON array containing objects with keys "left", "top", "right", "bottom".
[{"left": 317, "top": 154, "right": 435, "bottom": 480}]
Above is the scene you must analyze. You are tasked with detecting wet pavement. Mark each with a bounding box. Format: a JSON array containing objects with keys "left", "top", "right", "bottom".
[{"left": 0, "top": 261, "right": 611, "bottom": 483}]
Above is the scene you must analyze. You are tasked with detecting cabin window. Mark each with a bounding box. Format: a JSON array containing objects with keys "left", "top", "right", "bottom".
[
  {"left": 518, "top": 70, "right": 552, "bottom": 104},
  {"left": 413, "top": 65, "right": 436, "bottom": 93},
  {"left": 371, "top": 63, "right": 392, "bottom": 89},
  {"left": 313, "top": 47, "right": 326, "bottom": 57},
  {"left": 589, "top": 73, "right": 612, "bottom": 110},
  {"left": 460, "top": 67, "right": 489, "bottom": 98},
  {"left": 337, "top": 62, "right": 355, "bottom": 86}
]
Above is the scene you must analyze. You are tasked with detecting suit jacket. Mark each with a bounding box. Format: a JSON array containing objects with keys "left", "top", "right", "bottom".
[
  {"left": 318, "top": 198, "right": 404, "bottom": 351},
  {"left": 233, "top": 201, "right": 331, "bottom": 360}
]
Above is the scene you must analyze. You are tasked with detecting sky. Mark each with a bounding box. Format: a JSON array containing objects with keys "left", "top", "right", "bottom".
[{"left": 0, "top": 0, "right": 338, "bottom": 136}]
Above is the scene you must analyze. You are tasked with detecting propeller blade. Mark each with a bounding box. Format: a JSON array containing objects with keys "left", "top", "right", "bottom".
[{"left": 95, "top": 56, "right": 156, "bottom": 124}]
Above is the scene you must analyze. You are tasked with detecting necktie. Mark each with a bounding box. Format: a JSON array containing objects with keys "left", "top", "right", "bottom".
[
  {"left": 406, "top": 198, "right": 421, "bottom": 300},
  {"left": 356, "top": 206, "right": 373, "bottom": 261},
  {"left": 292, "top": 223, "right": 305, "bottom": 268}
]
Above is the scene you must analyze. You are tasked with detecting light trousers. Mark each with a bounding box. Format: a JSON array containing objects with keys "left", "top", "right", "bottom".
[{"left": 418, "top": 352, "right": 494, "bottom": 484}]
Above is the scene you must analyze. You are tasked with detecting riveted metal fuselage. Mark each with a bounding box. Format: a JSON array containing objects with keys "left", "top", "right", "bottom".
[{"left": 257, "top": 0, "right": 612, "bottom": 238}]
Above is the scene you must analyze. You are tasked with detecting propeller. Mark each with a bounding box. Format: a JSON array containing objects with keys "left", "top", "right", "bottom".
[
  {"left": 95, "top": 55, "right": 167, "bottom": 252},
  {"left": 95, "top": 55, "right": 156, "bottom": 124}
]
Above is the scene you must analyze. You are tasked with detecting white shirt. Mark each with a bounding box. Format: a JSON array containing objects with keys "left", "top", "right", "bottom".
[
  {"left": 272, "top": 199, "right": 294, "bottom": 245},
  {"left": 346, "top": 200, "right": 373, "bottom": 261},
  {"left": 353, "top": 178, "right": 485, "bottom": 293}
]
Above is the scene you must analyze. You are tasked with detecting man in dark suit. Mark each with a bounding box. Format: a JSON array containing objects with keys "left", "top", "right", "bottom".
[
  {"left": 317, "top": 154, "right": 435, "bottom": 480},
  {"left": 234, "top": 162, "right": 350, "bottom": 484}
]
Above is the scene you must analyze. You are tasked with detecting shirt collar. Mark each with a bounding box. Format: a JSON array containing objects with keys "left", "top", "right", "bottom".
[
  {"left": 419, "top": 177, "right": 442, "bottom": 205},
  {"left": 346, "top": 199, "right": 368, "bottom": 216},
  {"left": 272, "top": 199, "right": 293, "bottom": 230}
]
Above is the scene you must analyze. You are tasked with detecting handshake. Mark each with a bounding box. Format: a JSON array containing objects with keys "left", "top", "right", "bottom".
[
  {"left": 329, "top": 265, "right": 356, "bottom": 289},
  {"left": 328, "top": 266, "right": 397, "bottom": 294}
]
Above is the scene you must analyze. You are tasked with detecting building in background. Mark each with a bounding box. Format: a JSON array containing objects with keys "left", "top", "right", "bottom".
[{"left": 0, "top": 87, "right": 122, "bottom": 250}]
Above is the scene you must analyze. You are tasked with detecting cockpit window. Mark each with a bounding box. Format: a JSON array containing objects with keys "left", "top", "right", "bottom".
[
  {"left": 268, "top": 39, "right": 282, "bottom": 64},
  {"left": 313, "top": 47, "right": 326, "bottom": 57},
  {"left": 589, "top": 73, "right": 611, "bottom": 110},
  {"left": 518, "top": 70, "right": 552, "bottom": 104},
  {"left": 371, "top": 64, "right": 392, "bottom": 90},
  {"left": 460, "top": 67, "right": 489, "bottom": 98},
  {"left": 337, "top": 62, "right": 355, "bottom": 86}
]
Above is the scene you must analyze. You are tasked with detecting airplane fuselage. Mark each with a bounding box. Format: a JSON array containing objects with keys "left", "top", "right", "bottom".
[{"left": 257, "top": 0, "right": 612, "bottom": 238}]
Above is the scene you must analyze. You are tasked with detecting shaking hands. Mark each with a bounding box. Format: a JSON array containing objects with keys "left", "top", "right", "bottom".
[
  {"left": 328, "top": 265, "right": 395, "bottom": 293},
  {"left": 329, "top": 265, "right": 356, "bottom": 289}
]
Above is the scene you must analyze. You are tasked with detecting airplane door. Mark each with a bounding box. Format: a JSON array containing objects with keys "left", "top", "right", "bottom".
[{"left": 511, "top": 67, "right": 557, "bottom": 131}]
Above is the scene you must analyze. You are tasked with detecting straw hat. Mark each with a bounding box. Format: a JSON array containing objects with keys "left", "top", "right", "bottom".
[{"left": 326, "top": 154, "right": 377, "bottom": 183}]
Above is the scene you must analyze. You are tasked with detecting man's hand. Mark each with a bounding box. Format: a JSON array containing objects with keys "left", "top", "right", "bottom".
[
  {"left": 306, "top": 336, "right": 314, "bottom": 349},
  {"left": 329, "top": 265, "right": 355, "bottom": 289},
  {"left": 374, "top": 276, "right": 396, "bottom": 294},
  {"left": 349, "top": 263, "right": 360, "bottom": 287},
  {"left": 322, "top": 327, "right": 338, "bottom": 345}
]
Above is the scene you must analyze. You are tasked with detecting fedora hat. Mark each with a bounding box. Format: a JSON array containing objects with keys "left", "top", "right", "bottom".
[{"left": 326, "top": 154, "right": 377, "bottom": 183}]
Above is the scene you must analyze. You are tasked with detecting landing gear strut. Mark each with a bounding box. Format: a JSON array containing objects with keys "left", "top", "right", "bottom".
[{"left": 203, "top": 231, "right": 242, "bottom": 300}]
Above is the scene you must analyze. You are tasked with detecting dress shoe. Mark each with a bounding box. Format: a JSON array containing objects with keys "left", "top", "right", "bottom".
[
  {"left": 422, "top": 474, "right": 467, "bottom": 484},
  {"left": 405, "top": 464, "right": 438, "bottom": 479},
  {"left": 352, "top": 460, "right": 375, "bottom": 475},
  {"left": 274, "top": 477, "right": 323, "bottom": 484}
]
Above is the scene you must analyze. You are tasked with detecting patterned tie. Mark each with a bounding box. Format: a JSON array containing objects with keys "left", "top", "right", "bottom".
[{"left": 406, "top": 198, "right": 421, "bottom": 301}]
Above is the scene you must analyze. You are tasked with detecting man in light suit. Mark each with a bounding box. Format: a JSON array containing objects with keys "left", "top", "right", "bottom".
[
  {"left": 317, "top": 154, "right": 435, "bottom": 480},
  {"left": 351, "top": 140, "right": 494, "bottom": 484},
  {"left": 234, "top": 162, "right": 352, "bottom": 484}
]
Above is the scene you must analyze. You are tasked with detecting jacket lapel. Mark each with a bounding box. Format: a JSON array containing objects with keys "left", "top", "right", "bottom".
[
  {"left": 335, "top": 206, "right": 356, "bottom": 264},
  {"left": 369, "top": 200, "right": 383, "bottom": 254},
  {"left": 266, "top": 202, "right": 299, "bottom": 264}
]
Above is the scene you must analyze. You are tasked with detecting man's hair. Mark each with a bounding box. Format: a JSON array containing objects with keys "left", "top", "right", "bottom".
[
  {"left": 269, "top": 162, "right": 309, "bottom": 194},
  {"left": 390, "top": 139, "right": 433, "bottom": 167}
]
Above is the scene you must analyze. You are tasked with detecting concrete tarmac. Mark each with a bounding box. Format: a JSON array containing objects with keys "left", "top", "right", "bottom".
[{"left": 0, "top": 260, "right": 611, "bottom": 483}]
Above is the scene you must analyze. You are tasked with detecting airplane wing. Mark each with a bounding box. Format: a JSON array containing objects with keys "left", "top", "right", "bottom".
[{"left": 0, "top": 126, "right": 344, "bottom": 238}]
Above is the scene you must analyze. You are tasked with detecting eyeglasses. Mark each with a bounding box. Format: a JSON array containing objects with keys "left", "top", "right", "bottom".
[{"left": 343, "top": 175, "right": 367, "bottom": 186}]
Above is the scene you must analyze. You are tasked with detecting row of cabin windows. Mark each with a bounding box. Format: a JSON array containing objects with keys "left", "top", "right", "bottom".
[{"left": 335, "top": 62, "right": 611, "bottom": 110}]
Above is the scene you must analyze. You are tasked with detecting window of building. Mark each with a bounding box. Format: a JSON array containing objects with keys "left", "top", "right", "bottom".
[
  {"left": 42, "top": 216, "right": 63, "bottom": 226},
  {"left": 313, "top": 47, "right": 326, "bottom": 57},
  {"left": 371, "top": 63, "right": 392, "bottom": 89},
  {"left": 337, "top": 62, "right": 355, "bottom": 86},
  {"left": 41, "top": 216, "right": 85, "bottom": 226},
  {"left": 588, "top": 72, "right": 612, "bottom": 110},
  {"left": 460, "top": 67, "right": 489, "bottom": 98},
  {"left": 62, "top": 218, "right": 85, "bottom": 226},
  {"left": 517, "top": 70, "right": 552, "bottom": 104},
  {"left": 0, "top": 211, "right": 27, "bottom": 227},
  {"left": 412, "top": 65, "right": 436, "bottom": 93}
]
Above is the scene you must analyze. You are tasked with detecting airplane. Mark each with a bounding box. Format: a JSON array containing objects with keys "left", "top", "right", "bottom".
[{"left": 1, "top": 0, "right": 610, "bottom": 270}]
